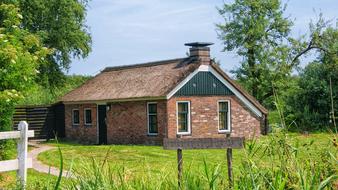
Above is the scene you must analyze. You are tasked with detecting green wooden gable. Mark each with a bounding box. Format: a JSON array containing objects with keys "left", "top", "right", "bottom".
[{"left": 174, "top": 71, "right": 234, "bottom": 96}]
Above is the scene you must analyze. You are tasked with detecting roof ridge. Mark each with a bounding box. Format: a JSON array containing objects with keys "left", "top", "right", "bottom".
[{"left": 102, "top": 57, "right": 187, "bottom": 72}]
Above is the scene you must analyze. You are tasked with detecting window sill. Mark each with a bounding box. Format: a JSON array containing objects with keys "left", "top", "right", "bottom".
[
  {"left": 72, "top": 124, "right": 79, "bottom": 127},
  {"left": 176, "top": 132, "right": 191, "bottom": 136},
  {"left": 147, "top": 133, "right": 158, "bottom": 136},
  {"left": 218, "top": 130, "right": 231, "bottom": 134},
  {"left": 85, "top": 124, "right": 92, "bottom": 127}
]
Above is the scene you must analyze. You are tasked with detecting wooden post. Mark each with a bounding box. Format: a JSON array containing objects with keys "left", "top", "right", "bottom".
[
  {"left": 176, "top": 134, "right": 183, "bottom": 189},
  {"left": 17, "top": 121, "right": 28, "bottom": 187},
  {"left": 177, "top": 148, "right": 183, "bottom": 189},
  {"left": 226, "top": 134, "right": 233, "bottom": 188}
]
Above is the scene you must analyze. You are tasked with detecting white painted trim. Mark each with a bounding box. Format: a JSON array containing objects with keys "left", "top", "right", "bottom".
[
  {"left": 147, "top": 102, "right": 158, "bottom": 135},
  {"left": 84, "top": 108, "right": 92, "bottom": 125},
  {"left": 166, "top": 65, "right": 263, "bottom": 117},
  {"left": 0, "top": 130, "right": 34, "bottom": 140},
  {"left": 166, "top": 69, "right": 200, "bottom": 99},
  {"left": 209, "top": 67, "right": 262, "bottom": 117},
  {"left": 0, "top": 158, "right": 32, "bottom": 172},
  {"left": 176, "top": 101, "right": 191, "bottom": 135},
  {"left": 217, "top": 100, "right": 231, "bottom": 133},
  {"left": 72, "top": 109, "right": 80, "bottom": 125}
]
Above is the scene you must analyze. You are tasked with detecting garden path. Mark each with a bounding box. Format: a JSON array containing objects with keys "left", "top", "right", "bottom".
[{"left": 28, "top": 141, "right": 73, "bottom": 178}]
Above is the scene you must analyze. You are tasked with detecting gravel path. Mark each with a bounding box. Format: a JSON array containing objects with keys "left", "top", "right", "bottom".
[{"left": 28, "top": 141, "right": 73, "bottom": 178}]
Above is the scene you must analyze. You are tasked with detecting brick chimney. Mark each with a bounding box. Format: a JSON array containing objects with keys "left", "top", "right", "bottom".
[{"left": 185, "top": 42, "right": 213, "bottom": 65}]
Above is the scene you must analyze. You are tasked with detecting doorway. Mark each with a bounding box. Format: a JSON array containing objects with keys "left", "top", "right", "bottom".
[{"left": 98, "top": 105, "right": 107, "bottom": 144}]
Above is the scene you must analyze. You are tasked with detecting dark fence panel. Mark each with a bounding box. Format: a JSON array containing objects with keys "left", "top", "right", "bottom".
[{"left": 12, "top": 103, "right": 65, "bottom": 139}]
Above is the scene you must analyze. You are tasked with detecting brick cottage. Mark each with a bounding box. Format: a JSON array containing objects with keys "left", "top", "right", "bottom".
[{"left": 60, "top": 42, "right": 268, "bottom": 145}]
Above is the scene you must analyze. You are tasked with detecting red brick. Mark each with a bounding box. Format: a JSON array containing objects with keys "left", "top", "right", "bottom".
[{"left": 64, "top": 96, "right": 263, "bottom": 144}]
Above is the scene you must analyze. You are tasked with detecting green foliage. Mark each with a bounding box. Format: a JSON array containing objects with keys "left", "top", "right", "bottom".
[
  {"left": 4, "top": 0, "right": 92, "bottom": 87},
  {"left": 217, "top": 1, "right": 337, "bottom": 111},
  {"left": 216, "top": 0, "right": 293, "bottom": 104},
  {"left": 285, "top": 62, "right": 338, "bottom": 131},
  {"left": 29, "top": 133, "right": 336, "bottom": 190},
  {"left": 236, "top": 132, "right": 337, "bottom": 189},
  {"left": 282, "top": 22, "right": 338, "bottom": 131},
  {"left": 19, "top": 75, "right": 91, "bottom": 105},
  {"left": 0, "top": 3, "right": 50, "bottom": 159}
]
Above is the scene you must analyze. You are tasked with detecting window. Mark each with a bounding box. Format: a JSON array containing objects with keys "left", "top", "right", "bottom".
[
  {"left": 176, "top": 101, "right": 190, "bottom": 134},
  {"left": 72, "top": 109, "right": 79, "bottom": 125},
  {"left": 147, "top": 103, "right": 158, "bottom": 135},
  {"left": 218, "top": 100, "right": 230, "bottom": 132},
  {"left": 84, "top": 108, "right": 92, "bottom": 125}
]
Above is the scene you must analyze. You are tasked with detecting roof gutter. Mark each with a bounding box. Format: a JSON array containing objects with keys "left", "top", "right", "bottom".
[{"left": 61, "top": 96, "right": 167, "bottom": 105}]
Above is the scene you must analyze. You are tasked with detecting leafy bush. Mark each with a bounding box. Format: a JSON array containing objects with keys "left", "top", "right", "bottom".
[
  {"left": 0, "top": 3, "right": 50, "bottom": 160},
  {"left": 285, "top": 62, "right": 338, "bottom": 131},
  {"left": 19, "top": 75, "right": 91, "bottom": 105}
]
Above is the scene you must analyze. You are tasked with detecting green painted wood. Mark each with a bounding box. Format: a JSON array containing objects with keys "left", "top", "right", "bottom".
[{"left": 174, "top": 71, "right": 234, "bottom": 96}]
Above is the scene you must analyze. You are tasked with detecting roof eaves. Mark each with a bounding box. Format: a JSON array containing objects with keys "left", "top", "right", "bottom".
[
  {"left": 210, "top": 62, "right": 268, "bottom": 115},
  {"left": 61, "top": 96, "right": 167, "bottom": 105}
]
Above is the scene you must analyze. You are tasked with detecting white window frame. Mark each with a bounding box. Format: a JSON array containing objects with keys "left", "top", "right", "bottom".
[
  {"left": 217, "top": 100, "right": 231, "bottom": 133},
  {"left": 147, "top": 102, "right": 158, "bottom": 135},
  {"left": 166, "top": 65, "right": 263, "bottom": 118},
  {"left": 84, "top": 108, "right": 92, "bottom": 125},
  {"left": 176, "top": 101, "right": 191, "bottom": 135},
  {"left": 72, "top": 109, "right": 80, "bottom": 125}
]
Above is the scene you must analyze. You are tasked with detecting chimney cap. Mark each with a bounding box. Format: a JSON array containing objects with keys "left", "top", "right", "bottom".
[{"left": 184, "top": 42, "right": 214, "bottom": 48}]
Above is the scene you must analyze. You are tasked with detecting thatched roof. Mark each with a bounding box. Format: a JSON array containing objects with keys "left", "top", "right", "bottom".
[
  {"left": 60, "top": 57, "right": 267, "bottom": 115},
  {"left": 61, "top": 58, "right": 199, "bottom": 102}
]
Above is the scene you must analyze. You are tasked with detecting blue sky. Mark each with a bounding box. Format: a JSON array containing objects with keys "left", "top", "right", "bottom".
[{"left": 69, "top": 0, "right": 338, "bottom": 76}]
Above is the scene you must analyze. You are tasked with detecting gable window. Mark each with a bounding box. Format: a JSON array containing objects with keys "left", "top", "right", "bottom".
[
  {"left": 218, "top": 100, "right": 231, "bottom": 132},
  {"left": 176, "top": 101, "right": 191, "bottom": 134},
  {"left": 147, "top": 103, "right": 158, "bottom": 135},
  {"left": 84, "top": 108, "right": 92, "bottom": 125},
  {"left": 72, "top": 109, "right": 80, "bottom": 125}
]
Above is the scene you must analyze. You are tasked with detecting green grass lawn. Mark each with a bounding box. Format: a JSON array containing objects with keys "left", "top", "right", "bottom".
[
  {"left": 0, "top": 169, "right": 71, "bottom": 189},
  {"left": 38, "top": 133, "right": 337, "bottom": 181},
  {"left": 1, "top": 132, "right": 336, "bottom": 189}
]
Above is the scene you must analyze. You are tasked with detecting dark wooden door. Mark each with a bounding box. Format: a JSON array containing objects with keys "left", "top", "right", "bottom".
[{"left": 98, "top": 105, "right": 107, "bottom": 144}]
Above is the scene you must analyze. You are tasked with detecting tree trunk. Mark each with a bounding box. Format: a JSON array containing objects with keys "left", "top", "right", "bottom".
[{"left": 248, "top": 48, "right": 258, "bottom": 98}]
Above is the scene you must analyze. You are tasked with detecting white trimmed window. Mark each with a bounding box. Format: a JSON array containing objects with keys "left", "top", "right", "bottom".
[
  {"left": 176, "top": 101, "right": 191, "bottom": 135},
  {"left": 72, "top": 109, "right": 80, "bottom": 125},
  {"left": 147, "top": 103, "right": 158, "bottom": 135},
  {"left": 84, "top": 108, "right": 92, "bottom": 125},
  {"left": 218, "top": 100, "right": 231, "bottom": 132}
]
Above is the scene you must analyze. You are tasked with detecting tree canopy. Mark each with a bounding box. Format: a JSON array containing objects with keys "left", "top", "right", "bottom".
[
  {"left": 216, "top": 0, "right": 293, "bottom": 104},
  {"left": 2, "top": 0, "right": 92, "bottom": 86},
  {"left": 217, "top": 0, "right": 337, "bottom": 109},
  {"left": 0, "top": 3, "right": 50, "bottom": 159}
]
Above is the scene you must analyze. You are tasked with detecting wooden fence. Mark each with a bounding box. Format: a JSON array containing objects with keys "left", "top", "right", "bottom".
[
  {"left": 0, "top": 121, "right": 34, "bottom": 187},
  {"left": 12, "top": 103, "right": 65, "bottom": 139}
]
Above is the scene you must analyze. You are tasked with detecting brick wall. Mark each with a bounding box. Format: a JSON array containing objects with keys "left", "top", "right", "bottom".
[
  {"left": 64, "top": 96, "right": 262, "bottom": 145},
  {"left": 64, "top": 104, "right": 97, "bottom": 144},
  {"left": 167, "top": 96, "right": 261, "bottom": 139},
  {"left": 106, "top": 100, "right": 167, "bottom": 145}
]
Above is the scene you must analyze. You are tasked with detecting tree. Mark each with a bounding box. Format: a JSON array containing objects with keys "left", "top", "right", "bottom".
[
  {"left": 216, "top": 0, "right": 333, "bottom": 107},
  {"left": 285, "top": 23, "right": 338, "bottom": 131},
  {"left": 0, "top": 3, "right": 50, "bottom": 159},
  {"left": 216, "top": 0, "right": 292, "bottom": 103},
  {"left": 2, "top": 0, "right": 92, "bottom": 87}
]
